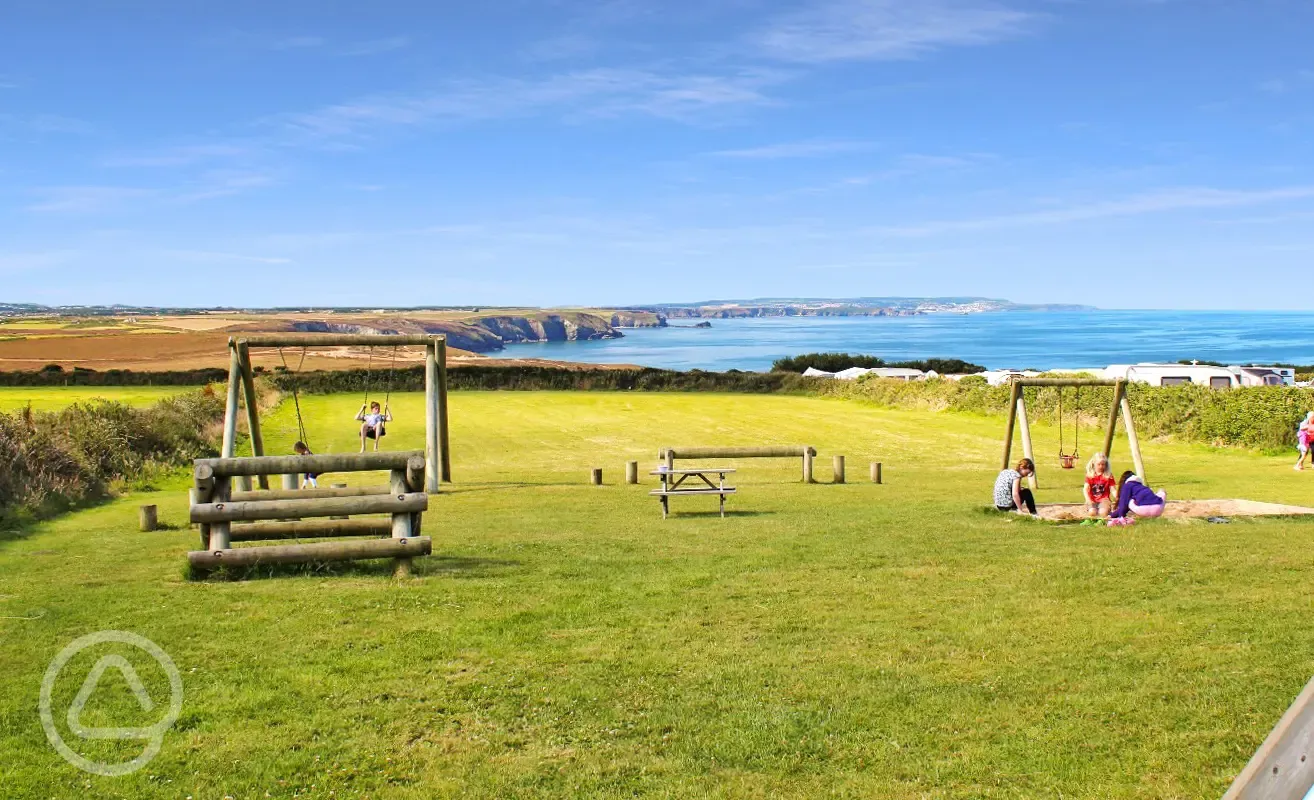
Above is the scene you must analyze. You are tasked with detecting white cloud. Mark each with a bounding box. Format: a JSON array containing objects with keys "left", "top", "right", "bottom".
[
  {"left": 872, "top": 186, "right": 1314, "bottom": 236},
  {"left": 175, "top": 171, "right": 276, "bottom": 202},
  {"left": 0, "top": 113, "right": 94, "bottom": 135},
  {"left": 708, "top": 139, "right": 878, "bottom": 159},
  {"left": 752, "top": 0, "right": 1035, "bottom": 63}
]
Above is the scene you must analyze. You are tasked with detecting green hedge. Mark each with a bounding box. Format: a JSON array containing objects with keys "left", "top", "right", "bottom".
[
  {"left": 815, "top": 377, "right": 1314, "bottom": 452},
  {"left": 271, "top": 366, "right": 823, "bottom": 394},
  {"left": 0, "top": 366, "right": 230, "bottom": 386},
  {"left": 0, "top": 390, "right": 225, "bottom": 526}
]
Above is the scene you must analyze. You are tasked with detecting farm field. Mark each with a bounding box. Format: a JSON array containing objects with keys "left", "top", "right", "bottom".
[
  {"left": 0, "top": 385, "right": 200, "bottom": 412},
  {"left": 3, "top": 391, "right": 1314, "bottom": 798}
]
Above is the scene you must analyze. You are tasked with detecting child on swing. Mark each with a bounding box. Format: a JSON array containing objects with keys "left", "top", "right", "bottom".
[
  {"left": 1295, "top": 411, "right": 1314, "bottom": 471},
  {"left": 293, "top": 441, "right": 318, "bottom": 488},
  {"left": 1083, "top": 452, "right": 1117, "bottom": 518},
  {"left": 356, "top": 400, "right": 392, "bottom": 452}
]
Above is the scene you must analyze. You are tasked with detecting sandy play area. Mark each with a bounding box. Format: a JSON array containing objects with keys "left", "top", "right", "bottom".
[{"left": 1037, "top": 499, "right": 1314, "bottom": 522}]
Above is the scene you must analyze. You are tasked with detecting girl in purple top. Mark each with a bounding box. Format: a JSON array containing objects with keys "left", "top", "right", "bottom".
[{"left": 1109, "top": 471, "right": 1167, "bottom": 520}]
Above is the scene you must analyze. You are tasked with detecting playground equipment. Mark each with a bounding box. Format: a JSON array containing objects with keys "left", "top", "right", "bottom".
[
  {"left": 186, "top": 333, "right": 451, "bottom": 575},
  {"left": 1057, "top": 385, "right": 1082, "bottom": 469},
  {"left": 189, "top": 451, "right": 430, "bottom": 576},
  {"left": 659, "top": 446, "right": 819, "bottom": 482},
  {"left": 1001, "top": 378, "right": 1146, "bottom": 489}
]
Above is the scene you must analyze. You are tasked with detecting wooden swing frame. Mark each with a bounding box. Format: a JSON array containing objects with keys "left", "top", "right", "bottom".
[
  {"left": 1000, "top": 378, "right": 1146, "bottom": 490},
  {"left": 219, "top": 334, "right": 451, "bottom": 494}
]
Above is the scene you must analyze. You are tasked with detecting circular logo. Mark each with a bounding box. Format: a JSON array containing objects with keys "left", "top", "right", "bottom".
[{"left": 39, "top": 630, "right": 184, "bottom": 776}]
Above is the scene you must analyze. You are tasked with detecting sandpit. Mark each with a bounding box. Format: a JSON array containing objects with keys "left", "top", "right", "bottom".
[{"left": 1037, "top": 500, "right": 1314, "bottom": 522}]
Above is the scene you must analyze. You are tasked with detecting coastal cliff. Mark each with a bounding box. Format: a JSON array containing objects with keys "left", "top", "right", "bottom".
[{"left": 288, "top": 312, "right": 621, "bottom": 354}]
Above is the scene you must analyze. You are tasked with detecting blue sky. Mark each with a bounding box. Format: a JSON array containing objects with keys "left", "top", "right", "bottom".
[{"left": 1, "top": 0, "right": 1312, "bottom": 309}]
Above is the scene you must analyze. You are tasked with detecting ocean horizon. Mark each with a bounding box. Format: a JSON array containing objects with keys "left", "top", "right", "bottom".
[{"left": 508, "top": 310, "right": 1314, "bottom": 372}]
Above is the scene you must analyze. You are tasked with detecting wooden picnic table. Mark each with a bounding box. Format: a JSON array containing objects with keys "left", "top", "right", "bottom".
[{"left": 649, "top": 468, "right": 737, "bottom": 519}]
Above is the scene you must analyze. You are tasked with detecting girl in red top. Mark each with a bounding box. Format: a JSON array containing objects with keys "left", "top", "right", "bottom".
[{"left": 1084, "top": 452, "right": 1117, "bottom": 517}]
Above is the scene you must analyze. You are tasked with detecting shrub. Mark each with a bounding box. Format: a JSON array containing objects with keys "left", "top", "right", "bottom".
[
  {"left": 771, "top": 353, "right": 986, "bottom": 374},
  {"left": 0, "top": 390, "right": 224, "bottom": 526}
]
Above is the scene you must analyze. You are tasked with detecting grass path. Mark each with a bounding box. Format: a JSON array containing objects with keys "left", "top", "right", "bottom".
[
  {"left": 2, "top": 391, "right": 1314, "bottom": 798},
  {"left": 0, "top": 385, "right": 198, "bottom": 412}
]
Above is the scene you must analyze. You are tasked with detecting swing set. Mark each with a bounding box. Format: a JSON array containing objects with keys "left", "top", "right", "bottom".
[
  {"left": 1001, "top": 377, "right": 1146, "bottom": 489},
  {"left": 187, "top": 333, "right": 451, "bottom": 577}
]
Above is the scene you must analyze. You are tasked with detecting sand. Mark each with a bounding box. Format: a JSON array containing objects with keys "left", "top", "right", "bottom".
[{"left": 1037, "top": 500, "right": 1314, "bottom": 522}]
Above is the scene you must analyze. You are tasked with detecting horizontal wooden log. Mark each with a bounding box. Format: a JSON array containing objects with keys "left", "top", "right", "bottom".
[
  {"left": 1013, "top": 378, "right": 1118, "bottom": 387},
  {"left": 188, "top": 536, "right": 431, "bottom": 571},
  {"left": 191, "top": 492, "right": 428, "bottom": 524},
  {"left": 231, "top": 485, "right": 390, "bottom": 502},
  {"left": 230, "top": 518, "right": 393, "bottom": 541},
  {"left": 196, "top": 450, "right": 424, "bottom": 477},
  {"left": 232, "top": 334, "right": 443, "bottom": 347},
  {"left": 660, "top": 446, "right": 817, "bottom": 459}
]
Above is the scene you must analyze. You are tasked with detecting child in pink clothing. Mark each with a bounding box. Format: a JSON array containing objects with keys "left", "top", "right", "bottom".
[{"left": 1296, "top": 412, "right": 1314, "bottom": 471}]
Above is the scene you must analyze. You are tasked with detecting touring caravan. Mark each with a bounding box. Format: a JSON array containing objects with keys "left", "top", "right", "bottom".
[
  {"left": 1105, "top": 363, "right": 1238, "bottom": 388},
  {"left": 1105, "top": 363, "right": 1297, "bottom": 389}
]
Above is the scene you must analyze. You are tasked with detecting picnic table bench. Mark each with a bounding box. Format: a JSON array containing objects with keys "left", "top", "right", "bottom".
[{"left": 649, "top": 468, "right": 736, "bottom": 519}]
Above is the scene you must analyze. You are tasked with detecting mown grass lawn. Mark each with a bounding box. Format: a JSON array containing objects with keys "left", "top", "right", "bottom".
[
  {"left": 3, "top": 390, "right": 1314, "bottom": 798},
  {"left": 0, "top": 385, "right": 199, "bottom": 412}
]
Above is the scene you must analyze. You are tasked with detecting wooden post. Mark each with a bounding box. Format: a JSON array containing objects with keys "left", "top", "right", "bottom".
[
  {"left": 221, "top": 343, "right": 242, "bottom": 459},
  {"left": 625, "top": 461, "right": 638, "bottom": 484},
  {"left": 390, "top": 468, "right": 414, "bottom": 578},
  {"left": 1001, "top": 380, "right": 1021, "bottom": 470},
  {"left": 188, "top": 488, "right": 199, "bottom": 530},
  {"left": 833, "top": 455, "right": 845, "bottom": 484},
  {"left": 235, "top": 341, "right": 268, "bottom": 490},
  {"left": 437, "top": 338, "right": 451, "bottom": 483},
  {"left": 138, "top": 505, "right": 157, "bottom": 532},
  {"left": 330, "top": 482, "right": 350, "bottom": 519},
  {"left": 803, "top": 449, "right": 814, "bottom": 483},
  {"left": 1121, "top": 395, "right": 1147, "bottom": 482},
  {"left": 425, "top": 342, "right": 441, "bottom": 494},
  {"left": 1017, "top": 395, "right": 1038, "bottom": 490},
  {"left": 871, "top": 462, "right": 882, "bottom": 484},
  {"left": 1103, "top": 379, "right": 1126, "bottom": 459},
  {"left": 189, "top": 536, "right": 431, "bottom": 573},
  {"left": 590, "top": 468, "right": 603, "bottom": 485},
  {"left": 207, "top": 477, "right": 231, "bottom": 551},
  {"left": 664, "top": 449, "right": 674, "bottom": 473},
  {"left": 281, "top": 473, "right": 298, "bottom": 491}
]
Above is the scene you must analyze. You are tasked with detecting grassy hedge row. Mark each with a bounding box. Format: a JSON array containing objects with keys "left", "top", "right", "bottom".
[
  {"left": 0, "top": 366, "right": 231, "bottom": 386},
  {"left": 814, "top": 376, "right": 1314, "bottom": 452},
  {"left": 0, "top": 390, "right": 225, "bottom": 527}
]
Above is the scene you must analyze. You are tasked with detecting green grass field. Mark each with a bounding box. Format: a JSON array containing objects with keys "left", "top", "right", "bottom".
[
  {"left": 3, "top": 390, "right": 1314, "bottom": 798},
  {"left": 0, "top": 385, "right": 198, "bottom": 412}
]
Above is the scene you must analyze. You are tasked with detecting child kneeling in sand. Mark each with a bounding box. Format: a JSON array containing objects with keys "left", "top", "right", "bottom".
[{"left": 1109, "top": 471, "right": 1165, "bottom": 523}]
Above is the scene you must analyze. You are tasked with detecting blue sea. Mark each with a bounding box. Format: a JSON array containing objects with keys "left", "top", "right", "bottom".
[{"left": 511, "top": 310, "right": 1314, "bottom": 372}]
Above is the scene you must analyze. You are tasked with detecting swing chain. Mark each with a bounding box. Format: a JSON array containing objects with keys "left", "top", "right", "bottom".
[{"left": 277, "top": 346, "right": 311, "bottom": 449}]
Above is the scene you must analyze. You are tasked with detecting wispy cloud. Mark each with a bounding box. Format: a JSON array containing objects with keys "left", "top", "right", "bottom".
[
  {"left": 273, "top": 67, "right": 789, "bottom": 141},
  {"left": 1259, "top": 69, "right": 1314, "bottom": 95},
  {"left": 27, "top": 186, "right": 152, "bottom": 213},
  {"left": 337, "top": 36, "right": 411, "bottom": 56},
  {"left": 158, "top": 249, "right": 292, "bottom": 265},
  {"left": 708, "top": 139, "right": 878, "bottom": 159},
  {"left": 103, "top": 143, "right": 254, "bottom": 168},
  {"left": 0, "top": 250, "right": 82, "bottom": 274},
  {"left": 752, "top": 0, "right": 1035, "bottom": 63},
  {"left": 873, "top": 186, "right": 1314, "bottom": 236},
  {"left": 175, "top": 171, "right": 276, "bottom": 202},
  {"left": 0, "top": 113, "right": 94, "bottom": 135}
]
